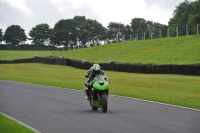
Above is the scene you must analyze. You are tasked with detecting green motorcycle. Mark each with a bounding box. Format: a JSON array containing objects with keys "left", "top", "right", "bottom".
[{"left": 87, "top": 74, "right": 110, "bottom": 113}]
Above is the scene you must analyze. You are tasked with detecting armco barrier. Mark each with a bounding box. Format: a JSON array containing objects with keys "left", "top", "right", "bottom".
[{"left": 0, "top": 57, "right": 199, "bottom": 76}]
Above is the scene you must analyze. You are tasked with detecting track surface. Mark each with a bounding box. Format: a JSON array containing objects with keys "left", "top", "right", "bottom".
[{"left": 0, "top": 80, "right": 200, "bottom": 133}]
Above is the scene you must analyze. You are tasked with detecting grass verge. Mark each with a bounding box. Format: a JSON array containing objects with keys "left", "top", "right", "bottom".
[
  {"left": 0, "top": 63, "right": 199, "bottom": 109},
  {"left": 0, "top": 113, "right": 36, "bottom": 133},
  {"left": 0, "top": 50, "right": 55, "bottom": 60}
]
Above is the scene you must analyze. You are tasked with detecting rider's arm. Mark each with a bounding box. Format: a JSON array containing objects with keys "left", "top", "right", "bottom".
[
  {"left": 104, "top": 75, "right": 110, "bottom": 82},
  {"left": 101, "top": 70, "right": 110, "bottom": 82},
  {"left": 100, "top": 70, "right": 104, "bottom": 75},
  {"left": 85, "top": 69, "right": 92, "bottom": 78}
]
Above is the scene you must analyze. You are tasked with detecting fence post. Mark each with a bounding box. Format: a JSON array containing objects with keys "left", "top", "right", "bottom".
[
  {"left": 186, "top": 25, "right": 188, "bottom": 36},
  {"left": 176, "top": 27, "right": 179, "bottom": 37},
  {"left": 167, "top": 28, "right": 169, "bottom": 37},
  {"left": 130, "top": 34, "right": 131, "bottom": 41},
  {"left": 144, "top": 32, "right": 145, "bottom": 40},
  {"left": 159, "top": 29, "right": 161, "bottom": 38},
  {"left": 197, "top": 24, "right": 199, "bottom": 35}
]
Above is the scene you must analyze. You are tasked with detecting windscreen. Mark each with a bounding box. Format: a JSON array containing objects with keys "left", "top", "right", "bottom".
[{"left": 94, "top": 74, "right": 105, "bottom": 84}]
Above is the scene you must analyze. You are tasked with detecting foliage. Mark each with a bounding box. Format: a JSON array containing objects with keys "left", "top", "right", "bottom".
[
  {"left": 105, "top": 0, "right": 200, "bottom": 39},
  {"left": 153, "top": 22, "right": 168, "bottom": 38},
  {"left": 188, "top": 0, "right": 200, "bottom": 25},
  {"left": 131, "top": 18, "right": 147, "bottom": 39},
  {"left": 52, "top": 16, "right": 107, "bottom": 47},
  {"left": 130, "top": 18, "right": 167, "bottom": 40},
  {"left": 52, "top": 19, "right": 75, "bottom": 47},
  {"left": 168, "top": 0, "right": 200, "bottom": 36},
  {"left": 107, "top": 22, "right": 131, "bottom": 42},
  {"left": 0, "top": 29, "right": 3, "bottom": 42},
  {"left": 4, "top": 25, "right": 27, "bottom": 45},
  {"left": 29, "top": 23, "right": 54, "bottom": 47}
]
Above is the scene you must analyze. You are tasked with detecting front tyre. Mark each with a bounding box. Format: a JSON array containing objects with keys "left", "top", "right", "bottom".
[
  {"left": 89, "top": 101, "right": 98, "bottom": 110},
  {"left": 101, "top": 94, "right": 108, "bottom": 113}
]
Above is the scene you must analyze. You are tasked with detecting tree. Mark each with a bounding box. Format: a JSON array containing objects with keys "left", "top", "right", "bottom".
[
  {"left": 0, "top": 29, "right": 3, "bottom": 42},
  {"left": 86, "top": 18, "right": 107, "bottom": 46},
  {"left": 4, "top": 25, "right": 27, "bottom": 45},
  {"left": 188, "top": 0, "right": 200, "bottom": 25},
  {"left": 154, "top": 23, "right": 167, "bottom": 38},
  {"left": 107, "top": 22, "right": 118, "bottom": 41},
  {"left": 72, "top": 16, "right": 106, "bottom": 47},
  {"left": 131, "top": 18, "right": 147, "bottom": 40},
  {"left": 73, "top": 16, "right": 88, "bottom": 43},
  {"left": 123, "top": 25, "right": 132, "bottom": 41},
  {"left": 53, "top": 16, "right": 106, "bottom": 48},
  {"left": 107, "top": 22, "right": 126, "bottom": 42},
  {"left": 29, "top": 24, "right": 54, "bottom": 47},
  {"left": 168, "top": 0, "right": 193, "bottom": 36},
  {"left": 130, "top": 18, "right": 167, "bottom": 40},
  {"left": 53, "top": 19, "right": 76, "bottom": 47},
  {"left": 146, "top": 21, "right": 155, "bottom": 39}
]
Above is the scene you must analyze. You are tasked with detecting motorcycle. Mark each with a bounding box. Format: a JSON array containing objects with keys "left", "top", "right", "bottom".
[{"left": 87, "top": 74, "right": 110, "bottom": 113}]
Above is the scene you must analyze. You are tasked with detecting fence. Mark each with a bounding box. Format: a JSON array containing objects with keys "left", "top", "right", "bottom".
[
  {"left": 124, "top": 24, "right": 199, "bottom": 41},
  {"left": 0, "top": 57, "right": 199, "bottom": 76}
]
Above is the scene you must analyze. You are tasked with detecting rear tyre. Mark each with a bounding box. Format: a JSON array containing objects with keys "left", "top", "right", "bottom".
[{"left": 101, "top": 94, "right": 108, "bottom": 113}]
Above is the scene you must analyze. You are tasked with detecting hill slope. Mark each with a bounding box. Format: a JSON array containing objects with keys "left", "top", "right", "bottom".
[{"left": 58, "top": 35, "right": 200, "bottom": 64}]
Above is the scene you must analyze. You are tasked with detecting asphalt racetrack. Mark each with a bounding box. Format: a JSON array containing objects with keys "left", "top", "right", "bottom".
[{"left": 0, "top": 80, "right": 200, "bottom": 133}]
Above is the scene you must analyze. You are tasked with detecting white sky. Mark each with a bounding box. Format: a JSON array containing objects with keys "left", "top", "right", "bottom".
[{"left": 0, "top": 0, "right": 196, "bottom": 35}]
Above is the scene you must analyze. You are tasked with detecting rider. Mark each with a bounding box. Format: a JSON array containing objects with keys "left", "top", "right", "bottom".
[{"left": 84, "top": 64, "right": 108, "bottom": 100}]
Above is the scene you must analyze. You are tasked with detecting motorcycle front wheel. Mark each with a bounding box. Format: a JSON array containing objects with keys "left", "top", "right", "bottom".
[
  {"left": 101, "top": 94, "right": 108, "bottom": 113},
  {"left": 89, "top": 101, "right": 98, "bottom": 110}
]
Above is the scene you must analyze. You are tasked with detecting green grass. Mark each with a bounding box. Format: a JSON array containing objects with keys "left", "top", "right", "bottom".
[
  {"left": 0, "top": 50, "right": 56, "bottom": 60},
  {"left": 0, "top": 63, "right": 200, "bottom": 109},
  {"left": 0, "top": 113, "right": 35, "bottom": 133},
  {"left": 53, "top": 35, "right": 200, "bottom": 64},
  {"left": 0, "top": 35, "right": 200, "bottom": 64}
]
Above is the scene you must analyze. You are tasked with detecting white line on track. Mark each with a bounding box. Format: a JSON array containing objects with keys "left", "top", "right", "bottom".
[
  {"left": 111, "top": 95, "right": 200, "bottom": 112},
  {"left": 0, "top": 112, "right": 41, "bottom": 133},
  {"left": 1, "top": 80, "right": 200, "bottom": 112}
]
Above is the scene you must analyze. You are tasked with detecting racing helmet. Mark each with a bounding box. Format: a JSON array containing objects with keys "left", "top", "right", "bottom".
[{"left": 92, "top": 64, "right": 101, "bottom": 74}]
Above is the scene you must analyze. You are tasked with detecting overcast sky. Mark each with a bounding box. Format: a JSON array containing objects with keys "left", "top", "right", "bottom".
[{"left": 0, "top": 0, "right": 196, "bottom": 35}]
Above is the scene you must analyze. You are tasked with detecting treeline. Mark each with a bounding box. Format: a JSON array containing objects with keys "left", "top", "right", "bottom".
[{"left": 0, "top": 0, "right": 199, "bottom": 49}]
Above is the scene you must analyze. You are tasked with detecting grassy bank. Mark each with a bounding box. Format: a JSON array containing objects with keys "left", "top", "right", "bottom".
[
  {"left": 0, "top": 35, "right": 200, "bottom": 64},
  {"left": 0, "top": 63, "right": 199, "bottom": 109},
  {"left": 0, "top": 50, "right": 55, "bottom": 60},
  {"left": 0, "top": 113, "right": 35, "bottom": 133},
  {"left": 53, "top": 35, "right": 200, "bottom": 64}
]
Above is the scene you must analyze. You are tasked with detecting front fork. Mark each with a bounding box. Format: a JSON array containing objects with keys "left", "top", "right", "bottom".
[{"left": 97, "top": 91, "right": 108, "bottom": 105}]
